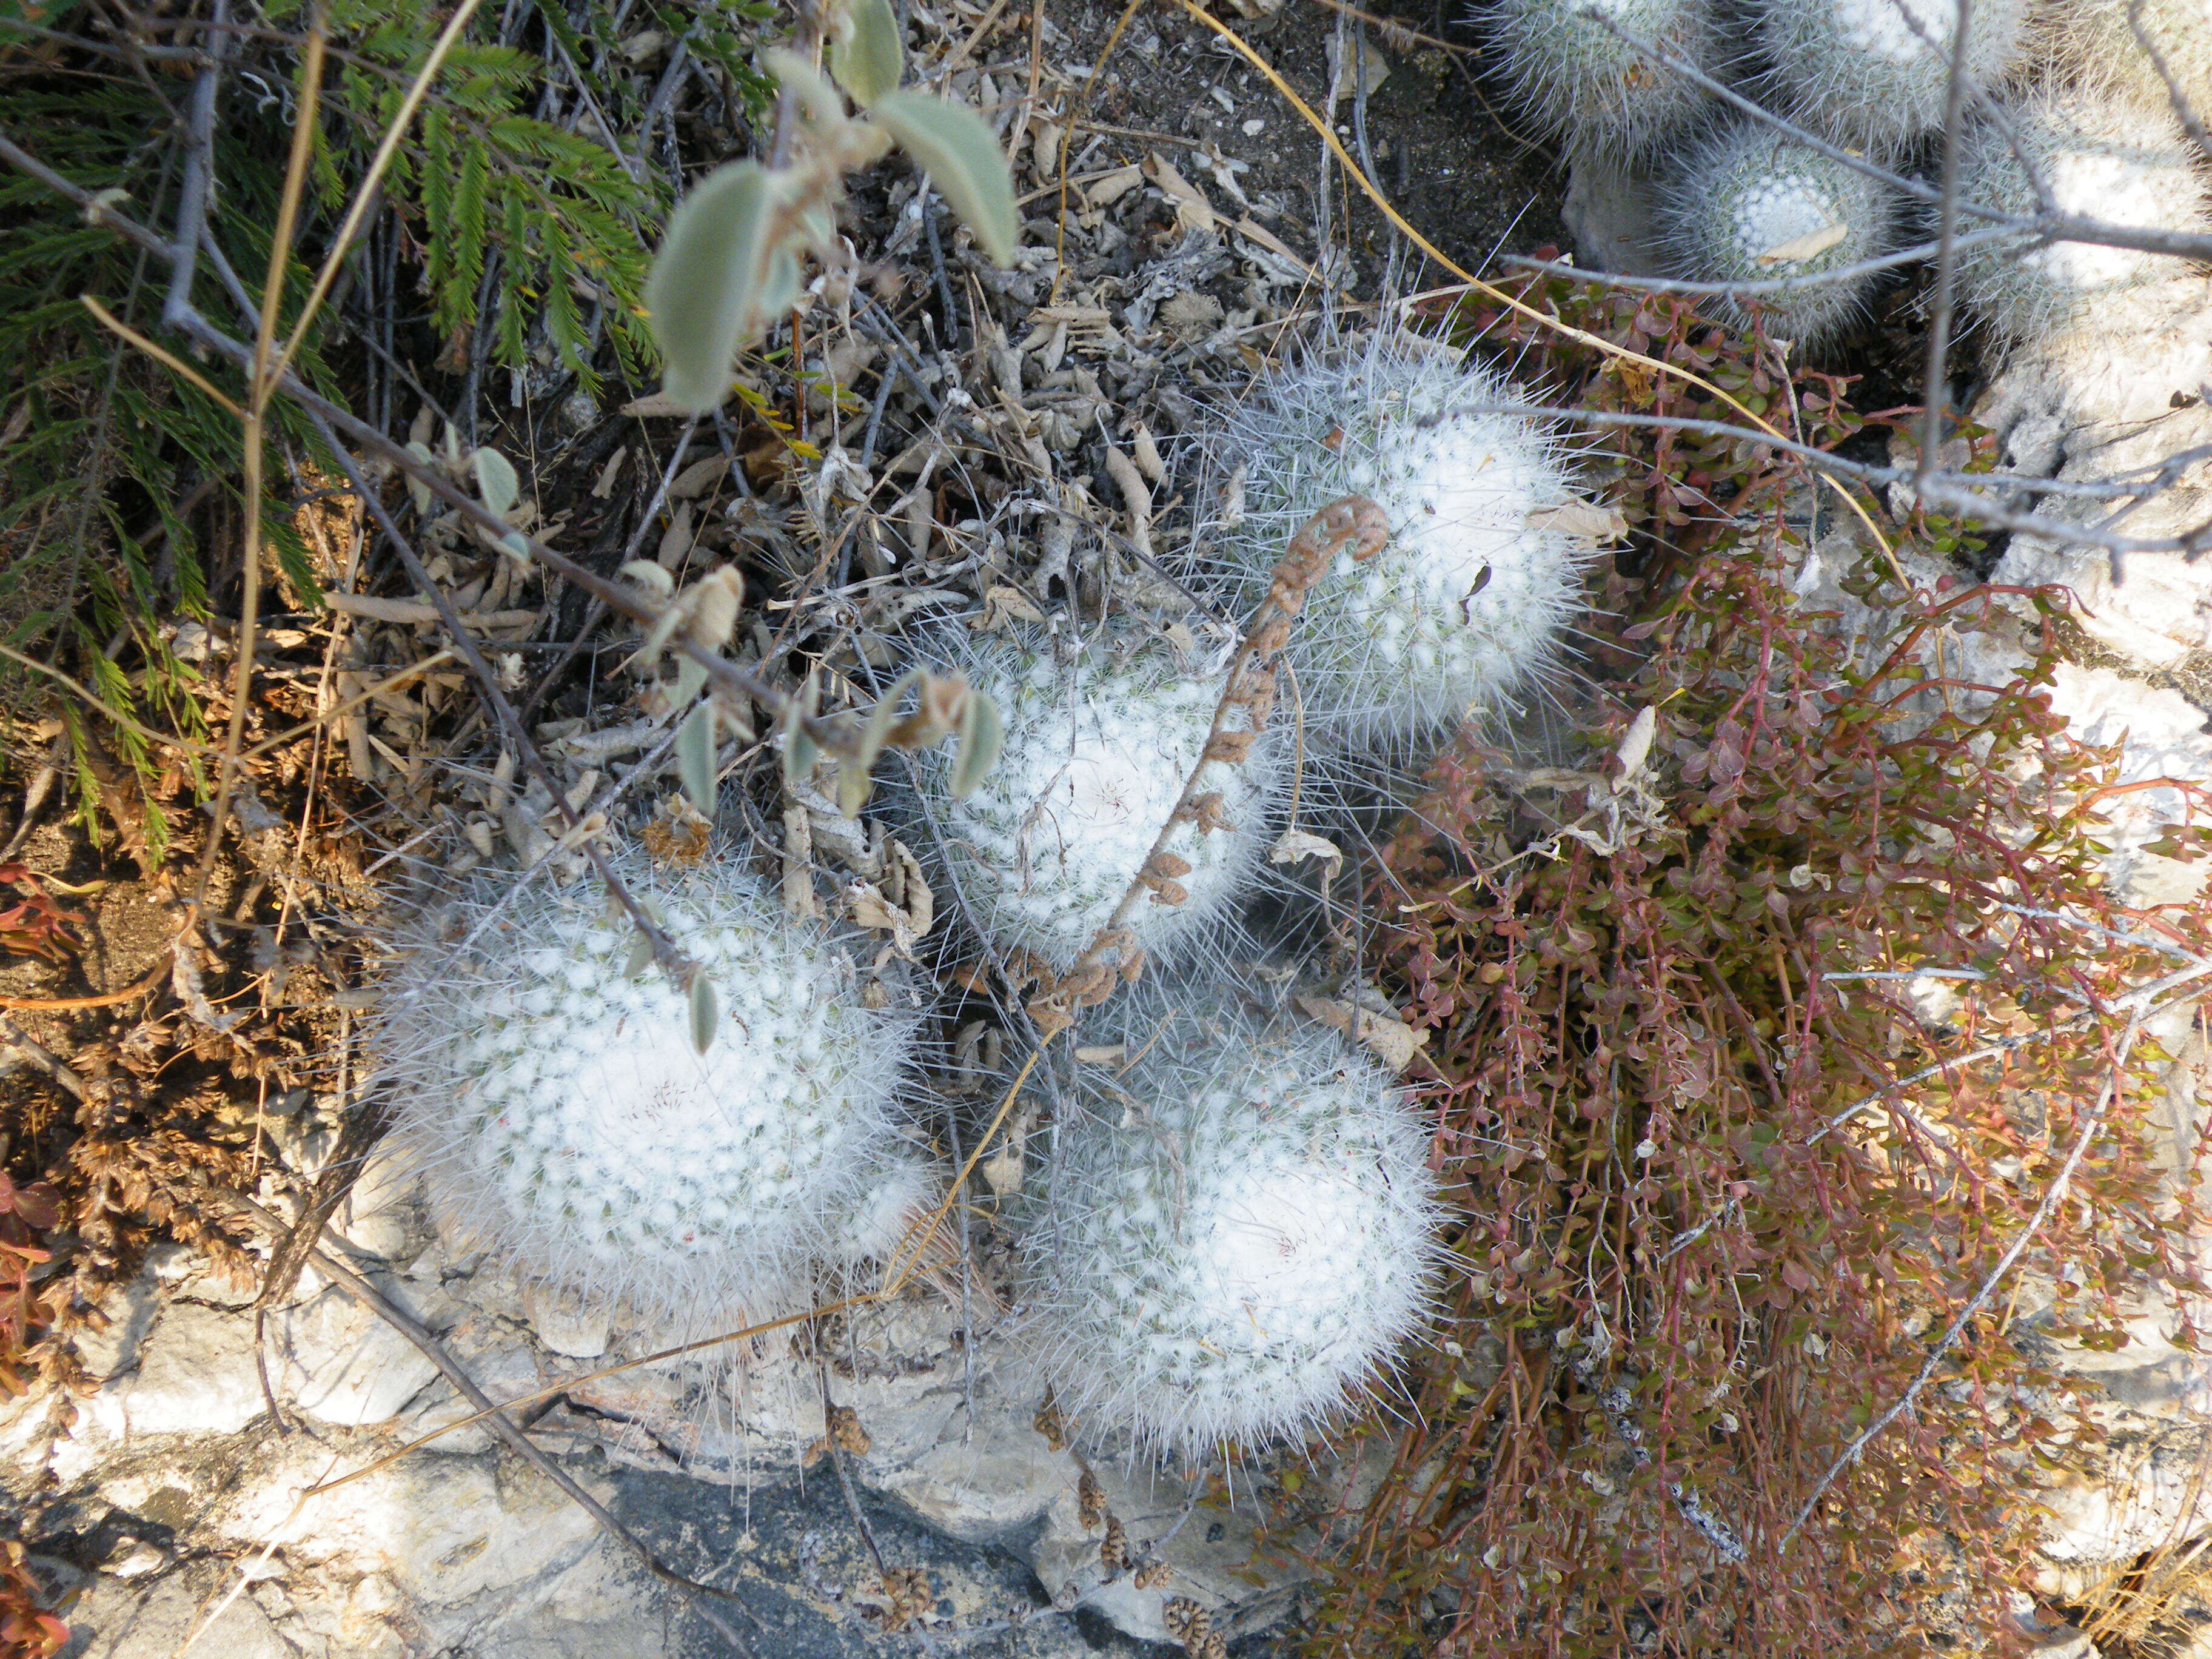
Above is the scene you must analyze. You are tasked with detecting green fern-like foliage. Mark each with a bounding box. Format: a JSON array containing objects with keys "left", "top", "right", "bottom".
[{"left": 0, "top": 0, "right": 771, "bottom": 853}]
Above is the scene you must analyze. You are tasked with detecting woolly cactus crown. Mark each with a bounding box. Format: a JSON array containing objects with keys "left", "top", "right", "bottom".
[
  {"left": 1750, "top": 0, "right": 2032, "bottom": 155},
  {"left": 1954, "top": 92, "right": 2211, "bottom": 347},
  {"left": 1655, "top": 120, "right": 1902, "bottom": 349},
  {"left": 1015, "top": 988, "right": 1442, "bottom": 1457},
  {"left": 1201, "top": 341, "right": 1587, "bottom": 754},
  {"left": 1480, "top": 0, "right": 1726, "bottom": 161},
  {"left": 906, "top": 622, "right": 1282, "bottom": 974},
  {"left": 377, "top": 851, "right": 919, "bottom": 1328}
]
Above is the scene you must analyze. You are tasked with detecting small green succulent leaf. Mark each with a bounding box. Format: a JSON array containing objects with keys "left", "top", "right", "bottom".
[
  {"left": 867, "top": 90, "right": 1020, "bottom": 266},
  {"left": 762, "top": 47, "right": 848, "bottom": 127},
  {"left": 472, "top": 446, "right": 520, "bottom": 519},
  {"left": 623, "top": 927, "right": 655, "bottom": 981},
  {"left": 643, "top": 161, "right": 785, "bottom": 415},
  {"left": 848, "top": 666, "right": 921, "bottom": 800},
  {"left": 831, "top": 0, "right": 903, "bottom": 106},
  {"left": 781, "top": 671, "right": 822, "bottom": 790},
  {"left": 674, "top": 654, "right": 708, "bottom": 705},
  {"left": 689, "top": 972, "right": 720, "bottom": 1055},
  {"left": 403, "top": 441, "right": 436, "bottom": 517},
  {"left": 677, "top": 699, "right": 719, "bottom": 820},
  {"left": 950, "top": 681, "right": 1003, "bottom": 800}
]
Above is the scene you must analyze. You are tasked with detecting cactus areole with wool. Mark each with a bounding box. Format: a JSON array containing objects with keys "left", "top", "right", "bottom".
[
  {"left": 377, "top": 854, "right": 917, "bottom": 1326},
  {"left": 1207, "top": 345, "right": 1585, "bottom": 752},
  {"left": 910, "top": 625, "right": 1281, "bottom": 973},
  {"left": 1017, "top": 993, "right": 1441, "bottom": 1456}
]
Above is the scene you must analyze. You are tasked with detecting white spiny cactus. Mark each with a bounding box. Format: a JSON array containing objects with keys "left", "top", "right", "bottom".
[
  {"left": 1202, "top": 343, "right": 1587, "bottom": 754},
  {"left": 2048, "top": 0, "right": 2212, "bottom": 121},
  {"left": 1655, "top": 120, "right": 1902, "bottom": 348},
  {"left": 907, "top": 625, "right": 1282, "bottom": 973},
  {"left": 1480, "top": 0, "right": 1727, "bottom": 161},
  {"left": 1015, "top": 990, "right": 1441, "bottom": 1456},
  {"left": 377, "top": 853, "right": 918, "bottom": 1328},
  {"left": 1955, "top": 92, "right": 2212, "bottom": 347},
  {"left": 1750, "top": 0, "right": 2032, "bottom": 155}
]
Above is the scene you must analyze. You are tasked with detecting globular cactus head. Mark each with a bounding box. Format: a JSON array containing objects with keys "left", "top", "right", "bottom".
[
  {"left": 1014, "top": 989, "right": 1442, "bottom": 1458},
  {"left": 1479, "top": 0, "right": 1727, "bottom": 161},
  {"left": 1955, "top": 92, "right": 2211, "bottom": 348},
  {"left": 1655, "top": 120, "right": 1902, "bottom": 349},
  {"left": 2046, "top": 0, "right": 2212, "bottom": 122},
  {"left": 906, "top": 623, "right": 1282, "bottom": 974},
  {"left": 376, "top": 852, "right": 918, "bottom": 1330},
  {"left": 1198, "top": 341, "right": 1589, "bottom": 756},
  {"left": 1749, "top": 0, "right": 2032, "bottom": 155}
]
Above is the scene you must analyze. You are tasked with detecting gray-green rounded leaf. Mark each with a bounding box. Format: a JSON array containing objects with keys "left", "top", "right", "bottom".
[
  {"left": 644, "top": 161, "right": 785, "bottom": 415},
  {"left": 676, "top": 699, "right": 719, "bottom": 820},
  {"left": 472, "top": 446, "right": 520, "bottom": 519},
  {"left": 831, "top": 0, "right": 903, "bottom": 106},
  {"left": 689, "top": 972, "right": 720, "bottom": 1054},
  {"left": 950, "top": 682, "right": 1002, "bottom": 800},
  {"left": 868, "top": 90, "right": 1020, "bottom": 266}
]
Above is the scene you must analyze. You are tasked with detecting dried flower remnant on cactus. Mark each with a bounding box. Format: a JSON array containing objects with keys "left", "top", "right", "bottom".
[
  {"left": 1015, "top": 990, "right": 1441, "bottom": 1457},
  {"left": 1203, "top": 343, "right": 1589, "bottom": 754},
  {"left": 907, "top": 625, "right": 1283, "bottom": 974},
  {"left": 1750, "top": 0, "right": 2032, "bottom": 155},
  {"left": 1954, "top": 92, "right": 2211, "bottom": 348},
  {"left": 375, "top": 853, "right": 917, "bottom": 1329},
  {"left": 1480, "top": 0, "right": 1728, "bottom": 161},
  {"left": 1655, "top": 121, "right": 1902, "bottom": 348}
]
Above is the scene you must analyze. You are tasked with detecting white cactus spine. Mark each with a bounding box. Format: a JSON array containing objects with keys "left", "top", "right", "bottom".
[
  {"left": 1655, "top": 121, "right": 1902, "bottom": 348},
  {"left": 908, "top": 626, "right": 1281, "bottom": 973},
  {"left": 1955, "top": 92, "right": 2212, "bottom": 348},
  {"left": 1203, "top": 343, "right": 1587, "bottom": 754},
  {"left": 1749, "top": 0, "right": 2031, "bottom": 155},
  {"left": 1480, "top": 0, "right": 1726, "bottom": 161},
  {"left": 376, "top": 853, "right": 917, "bottom": 1328},
  {"left": 1016, "top": 992, "right": 1441, "bottom": 1456}
]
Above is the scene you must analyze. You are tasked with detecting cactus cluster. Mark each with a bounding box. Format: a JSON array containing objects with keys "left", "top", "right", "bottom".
[
  {"left": 1014, "top": 990, "right": 1441, "bottom": 1455},
  {"left": 903, "top": 623, "right": 1282, "bottom": 973},
  {"left": 377, "top": 854, "right": 922, "bottom": 1330},
  {"left": 2050, "top": 0, "right": 2212, "bottom": 118},
  {"left": 1198, "top": 343, "right": 1587, "bottom": 754},
  {"left": 1654, "top": 121, "right": 1903, "bottom": 347}
]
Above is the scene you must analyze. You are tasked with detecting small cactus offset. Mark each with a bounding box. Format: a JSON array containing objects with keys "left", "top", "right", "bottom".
[
  {"left": 1201, "top": 344, "right": 1588, "bottom": 754},
  {"left": 1015, "top": 990, "right": 1441, "bottom": 1456},
  {"left": 1749, "top": 0, "right": 2032, "bottom": 155},
  {"left": 906, "top": 625, "right": 1283, "bottom": 975},
  {"left": 1655, "top": 120, "right": 1902, "bottom": 349},
  {"left": 376, "top": 851, "right": 918, "bottom": 1327},
  {"left": 1479, "top": 0, "right": 1728, "bottom": 161},
  {"left": 1954, "top": 92, "right": 2212, "bottom": 348}
]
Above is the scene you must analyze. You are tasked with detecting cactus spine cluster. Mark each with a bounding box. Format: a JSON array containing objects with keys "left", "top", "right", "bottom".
[
  {"left": 1014, "top": 992, "right": 1441, "bottom": 1455},
  {"left": 2049, "top": 0, "right": 2212, "bottom": 118},
  {"left": 1481, "top": 0, "right": 1728, "bottom": 160},
  {"left": 1655, "top": 121, "right": 1902, "bottom": 348},
  {"left": 1955, "top": 92, "right": 2211, "bottom": 346},
  {"left": 908, "top": 625, "right": 1281, "bottom": 973},
  {"left": 1749, "top": 0, "right": 2032, "bottom": 155},
  {"left": 1205, "top": 344, "right": 1586, "bottom": 753},
  {"left": 378, "top": 854, "right": 919, "bottom": 1327}
]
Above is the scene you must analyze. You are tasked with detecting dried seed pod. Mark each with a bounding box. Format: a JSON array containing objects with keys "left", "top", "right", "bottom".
[
  {"left": 1655, "top": 119, "right": 1903, "bottom": 348},
  {"left": 905, "top": 626, "right": 1283, "bottom": 973},
  {"left": 375, "top": 852, "right": 919, "bottom": 1329},
  {"left": 1014, "top": 988, "right": 1442, "bottom": 1456}
]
